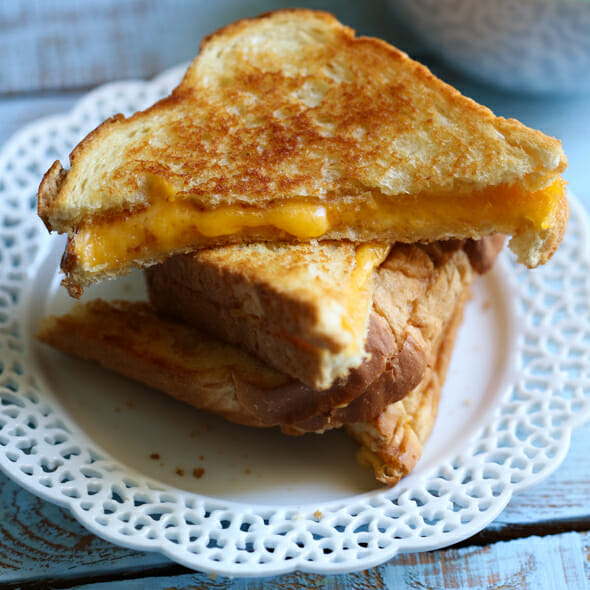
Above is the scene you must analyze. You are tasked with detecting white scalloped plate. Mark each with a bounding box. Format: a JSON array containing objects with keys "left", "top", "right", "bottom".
[{"left": 0, "top": 65, "right": 589, "bottom": 577}]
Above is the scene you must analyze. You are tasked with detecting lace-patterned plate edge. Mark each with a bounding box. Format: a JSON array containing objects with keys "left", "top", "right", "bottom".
[{"left": 0, "top": 65, "right": 588, "bottom": 576}]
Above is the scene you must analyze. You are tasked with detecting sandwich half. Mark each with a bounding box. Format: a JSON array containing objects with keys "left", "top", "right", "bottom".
[
  {"left": 37, "top": 238, "right": 498, "bottom": 484},
  {"left": 37, "top": 9, "right": 567, "bottom": 296},
  {"left": 146, "top": 236, "right": 504, "bottom": 390},
  {"left": 147, "top": 241, "right": 392, "bottom": 390}
]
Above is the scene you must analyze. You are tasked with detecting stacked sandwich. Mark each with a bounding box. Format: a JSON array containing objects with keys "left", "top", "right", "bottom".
[{"left": 36, "top": 10, "right": 568, "bottom": 486}]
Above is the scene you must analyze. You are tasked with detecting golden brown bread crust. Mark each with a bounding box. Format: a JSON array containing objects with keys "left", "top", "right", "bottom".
[
  {"left": 146, "top": 240, "right": 385, "bottom": 391},
  {"left": 346, "top": 279, "right": 468, "bottom": 486},
  {"left": 463, "top": 233, "right": 506, "bottom": 274},
  {"left": 37, "top": 299, "right": 422, "bottom": 428},
  {"left": 36, "top": 296, "right": 442, "bottom": 487},
  {"left": 282, "top": 238, "right": 478, "bottom": 435},
  {"left": 147, "top": 239, "right": 498, "bottom": 390},
  {"left": 38, "top": 239, "right": 496, "bottom": 430},
  {"left": 523, "top": 190, "right": 569, "bottom": 267},
  {"left": 42, "top": 10, "right": 566, "bottom": 212},
  {"left": 37, "top": 299, "right": 287, "bottom": 427},
  {"left": 38, "top": 161, "right": 68, "bottom": 231},
  {"left": 279, "top": 329, "right": 425, "bottom": 434},
  {"left": 233, "top": 314, "right": 425, "bottom": 426},
  {"left": 35, "top": 258, "right": 471, "bottom": 487},
  {"left": 38, "top": 9, "right": 566, "bottom": 294},
  {"left": 36, "top": 236, "right": 499, "bottom": 485}
]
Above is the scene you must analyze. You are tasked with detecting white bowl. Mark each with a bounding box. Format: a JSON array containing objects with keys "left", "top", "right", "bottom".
[{"left": 389, "top": 0, "right": 590, "bottom": 95}]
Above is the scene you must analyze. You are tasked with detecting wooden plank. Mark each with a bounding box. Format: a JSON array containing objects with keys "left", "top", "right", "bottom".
[
  {"left": 24, "top": 531, "right": 588, "bottom": 590},
  {"left": 0, "top": 426, "right": 587, "bottom": 584},
  {"left": 0, "top": 472, "right": 171, "bottom": 585},
  {"left": 383, "top": 532, "right": 590, "bottom": 590},
  {"left": 0, "top": 0, "right": 200, "bottom": 94},
  {"left": 0, "top": 0, "right": 405, "bottom": 95}
]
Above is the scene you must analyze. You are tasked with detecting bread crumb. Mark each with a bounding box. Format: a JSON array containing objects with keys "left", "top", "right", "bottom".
[
  {"left": 149, "top": 453, "right": 160, "bottom": 460},
  {"left": 193, "top": 467, "right": 205, "bottom": 478},
  {"left": 244, "top": 468, "right": 251, "bottom": 475},
  {"left": 463, "top": 398, "right": 472, "bottom": 406},
  {"left": 176, "top": 467, "right": 185, "bottom": 476},
  {"left": 199, "top": 455, "right": 205, "bottom": 461},
  {"left": 314, "top": 510, "right": 323, "bottom": 520}
]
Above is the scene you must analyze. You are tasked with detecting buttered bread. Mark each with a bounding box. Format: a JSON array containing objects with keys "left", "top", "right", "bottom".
[
  {"left": 38, "top": 9, "right": 567, "bottom": 296},
  {"left": 37, "top": 237, "right": 501, "bottom": 486},
  {"left": 146, "top": 241, "right": 391, "bottom": 391}
]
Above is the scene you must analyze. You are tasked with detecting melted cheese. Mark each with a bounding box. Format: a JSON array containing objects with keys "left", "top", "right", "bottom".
[
  {"left": 341, "top": 242, "right": 390, "bottom": 339},
  {"left": 73, "top": 177, "right": 565, "bottom": 271}
]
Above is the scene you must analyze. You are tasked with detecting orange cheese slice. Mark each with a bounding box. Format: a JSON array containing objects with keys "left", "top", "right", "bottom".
[{"left": 71, "top": 177, "right": 565, "bottom": 272}]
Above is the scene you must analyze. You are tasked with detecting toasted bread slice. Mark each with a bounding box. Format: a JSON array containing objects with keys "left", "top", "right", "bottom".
[
  {"left": 282, "top": 237, "right": 483, "bottom": 435},
  {"left": 38, "top": 9, "right": 566, "bottom": 296},
  {"left": 147, "top": 241, "right": 391, "bottom": 390},
  {"left": 146, "top": 237, "right": 503, "bottom": 390},
  {"left": 346, "top": 268, "right": 467, "bottom": 486},
  {"left": 37, "top": 299, "right": 422, "bottom": 429},
  {"left": 36, "top": 241, "right": 471, "bottom": 486},
  {"left": 37, "top": 237, "right": 491, "bottom": 427}
]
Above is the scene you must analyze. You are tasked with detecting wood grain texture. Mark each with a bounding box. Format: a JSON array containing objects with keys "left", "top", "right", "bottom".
[
  {"left": 383, "top": 532, "right": 590, "bottom": 590},
  {"left": 17, "top": 531, "right": 586, "bottom": 590},
  {"left": 0, "top": 473, "right": 170, "bottom": 585},
  {"left": 0, "top": 424, "right": 587, "bottom": 584},
  {"left": 0, "top": 0, "right": 199, "bottom": 93},
  {"left": 0, "top": 0, "right": 401, "bottom": 94}
]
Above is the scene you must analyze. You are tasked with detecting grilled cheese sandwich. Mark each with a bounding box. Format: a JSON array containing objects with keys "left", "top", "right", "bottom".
[
  {"left": 69, "top": 176, "right": 563, "bottom": 271},
  {"left": 38, "top": 9, "right": 568, "bottom": 296},
  {"left": 38, "top": 238, "right": 495, "bottom": 485},
  {"left": 146, "top": 240, "right": 391, "bottom": 390}
]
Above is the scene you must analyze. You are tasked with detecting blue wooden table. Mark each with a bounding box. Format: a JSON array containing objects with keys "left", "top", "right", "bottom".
[{"left": 1, "top": 2, "right": 589, "bottom": 588}]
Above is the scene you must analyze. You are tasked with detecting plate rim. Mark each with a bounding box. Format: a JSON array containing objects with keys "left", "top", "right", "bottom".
[{"left": 0, "top": 64, "right": 588, "bottom": 576}]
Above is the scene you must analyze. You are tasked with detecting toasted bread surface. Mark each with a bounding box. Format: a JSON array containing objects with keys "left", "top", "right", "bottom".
[
  {"left": 347, "top": 235, "right": 506, "bottom": 485},
  {"left": 37, "top": 299, "right": 286, "bottom": 427},
  {"left": 36, "top": 259, "right": 468, "bottom": 486},
  {"left": 345, "top": 264, "right": 469, "bottom": 486},
  {"left": 282, "top": 238, "right": 476, "bottom": 435},
  {"left": 37, "top": 238, "right": 494, "bottom": 429},
  {"left": 147, "top": 238, "right": 499, "bottom": 390},
  {"left": 347, "top": 277, "right": 468, "bottom": 486},
  {"left": 36, "top": 296, "right": 440, "bottom": 487},
  {"left": 146, "top": 241, "right": 389, "bottom": 390},
  {"left": 38, "top": 9, "right": 566, "bottom": 294},
  {"left": 36, "top": 235, "right": 499, "bottom": 485},
  {"left": 37, "top": 299, "right": 421, "bottom": 428}
]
